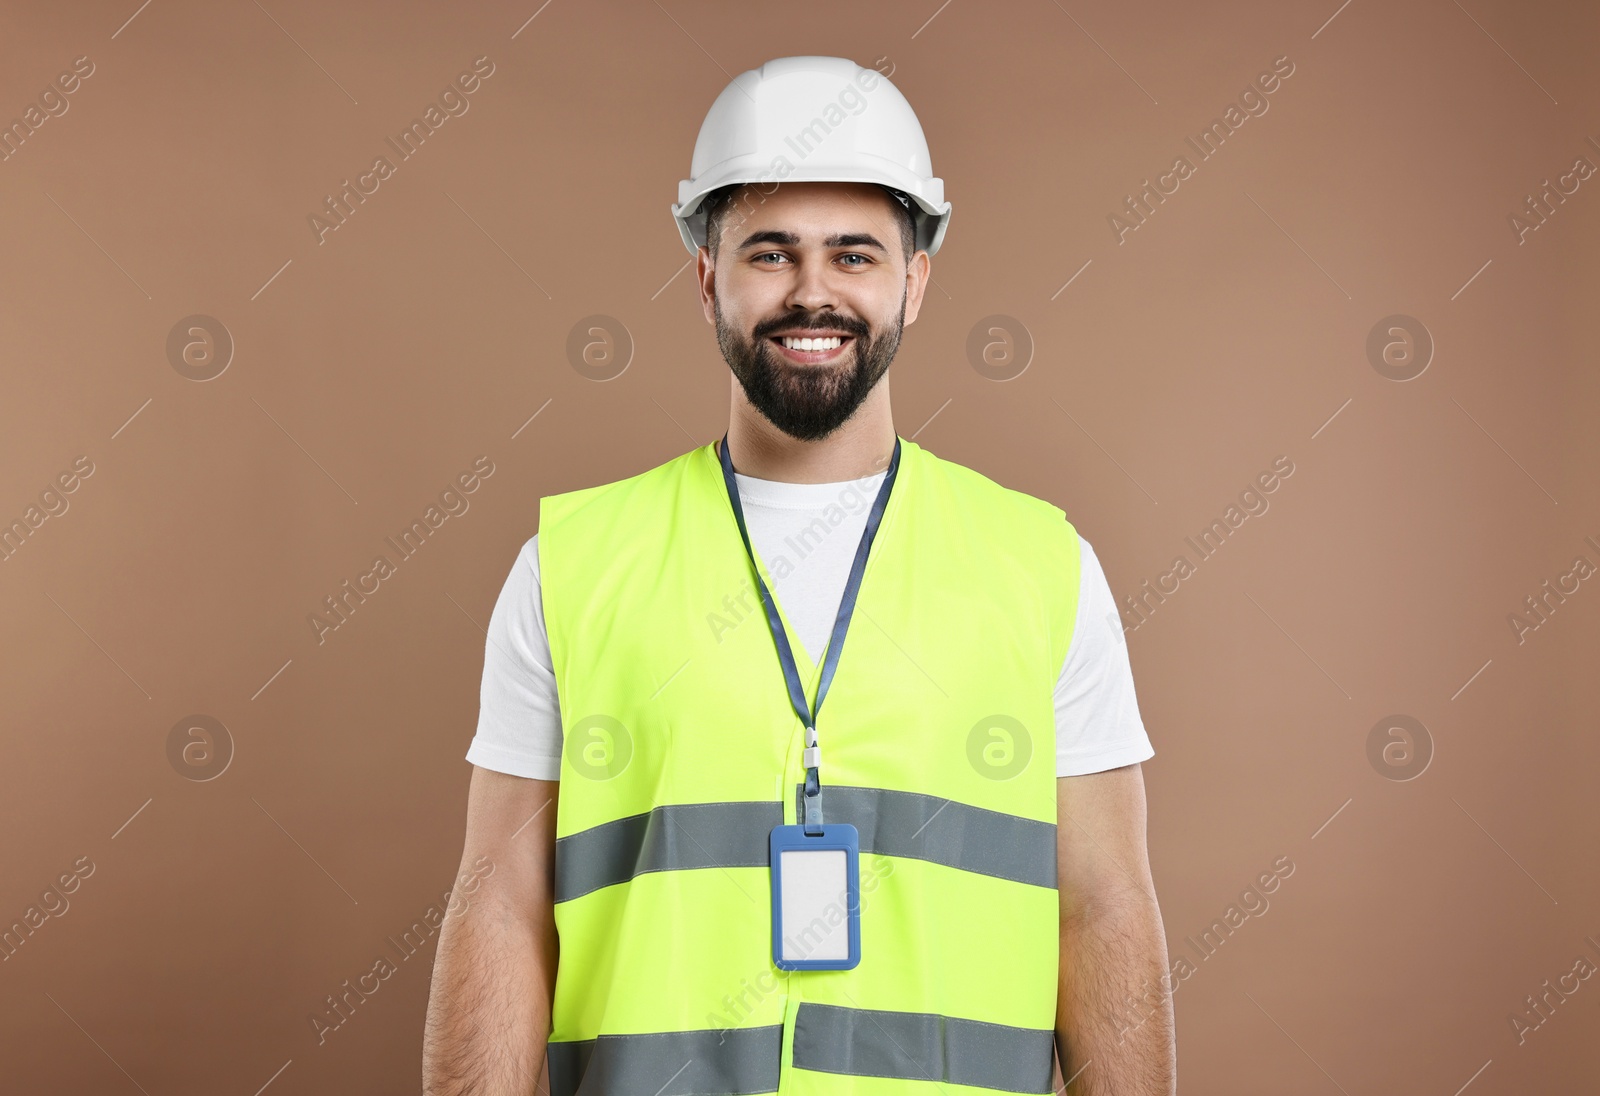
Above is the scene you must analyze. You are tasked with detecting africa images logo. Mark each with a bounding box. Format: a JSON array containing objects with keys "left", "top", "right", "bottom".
[
  {"left": 1108, "top": 56, "right": 1296, "bottom": 244},
  {"left": 307, "top": 457, "right": 495, "bottom": 645},
  {"left": 1118, "top": 456, "right": 1295, "bottom": 634},
  {"left": 307, "top": 56, "right": 496, "bottom": 244}
]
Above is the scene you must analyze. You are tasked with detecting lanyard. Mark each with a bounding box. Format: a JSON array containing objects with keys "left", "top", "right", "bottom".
[{"left": 717, "top": 431, "right": 902, "bottom": 835}]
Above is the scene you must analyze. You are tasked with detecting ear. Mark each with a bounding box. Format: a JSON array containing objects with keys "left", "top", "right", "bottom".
[
  {"left": 697, "top": 245, "right": 717, "bottom": 326},
  {"left": 902, "top": 249, "right": 931, "bottom": 327}
]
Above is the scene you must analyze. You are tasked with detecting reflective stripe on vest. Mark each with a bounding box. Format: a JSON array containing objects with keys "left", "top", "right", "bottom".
[
  {"left": 548, "top": 1024, "right": 781, "bottom": 1096},
  {"left": 547, "top": 1003, "right": 1054, "bottom": 1096},
  {"left": 539, "top": 437, "right": 1080, "bottom": 1096},
  {"left": 554, "top": 785, "right": 1056, "bottom": 903},
  {"left": 793, "top": 1002, "right": 1056, "bottom": 1092}
]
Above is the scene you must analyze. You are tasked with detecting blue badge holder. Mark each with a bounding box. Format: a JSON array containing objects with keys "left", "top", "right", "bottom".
[{"left": 769, "top": 822, "right": 862, "bottom": 971}]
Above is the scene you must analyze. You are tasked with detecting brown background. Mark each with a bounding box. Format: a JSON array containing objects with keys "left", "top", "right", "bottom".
[{"left": 2, "top": 0, "right": 1596, "bottom": 1092}]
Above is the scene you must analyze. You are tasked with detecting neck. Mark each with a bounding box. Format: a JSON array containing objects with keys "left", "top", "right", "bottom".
[{"left": 722, "top": 379, "right": 896, "bottom": 483}]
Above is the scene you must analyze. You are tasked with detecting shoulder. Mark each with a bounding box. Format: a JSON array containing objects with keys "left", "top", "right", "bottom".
[
  {"left": 907, "top": 439, "right": 1077, "bottom": 540},
  {"left": 1074, "top": 533, "right": 1109, "bottom": 582},
  {"left": 539, "top": 445, "right": 708, "bottom": 534},
  {"left": 908, "top": 440, "right": 1084, "bottom": 665}
]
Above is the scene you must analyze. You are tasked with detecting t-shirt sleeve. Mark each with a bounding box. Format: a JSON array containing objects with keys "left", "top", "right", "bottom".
[
  {"left": 1055, "top": 534, "right": 1155, "bottom": 776},
  {"left": 464, "top": 535, "right": 564, "bottom": 780}
]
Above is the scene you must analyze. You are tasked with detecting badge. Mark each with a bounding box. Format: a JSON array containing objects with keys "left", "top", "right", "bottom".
[{"left": 769, "top": 822, "right": 862, "bottom": 970}]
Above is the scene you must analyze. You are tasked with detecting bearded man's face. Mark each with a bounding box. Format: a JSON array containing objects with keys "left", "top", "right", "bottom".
[{"left": 699, "top": 181, "right": 926, "bottom": 442}]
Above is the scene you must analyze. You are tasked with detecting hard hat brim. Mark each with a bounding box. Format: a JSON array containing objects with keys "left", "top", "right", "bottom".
[{"left": 673, "top": 160, "right": 951, "bottom": 257}]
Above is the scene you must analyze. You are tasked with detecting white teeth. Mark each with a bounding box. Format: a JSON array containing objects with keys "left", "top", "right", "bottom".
[{"left": 780, "top": 336, "right": 844, "bottom": 351}]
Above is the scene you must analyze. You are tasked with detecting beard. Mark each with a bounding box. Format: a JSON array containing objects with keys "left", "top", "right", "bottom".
[{"left": 715, "top": 291, "right": 906, "bottom": 442}]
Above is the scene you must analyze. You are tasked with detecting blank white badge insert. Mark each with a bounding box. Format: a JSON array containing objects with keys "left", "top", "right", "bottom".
[{"left": 778, "top": 847, "right": 850, "bottom": 961}]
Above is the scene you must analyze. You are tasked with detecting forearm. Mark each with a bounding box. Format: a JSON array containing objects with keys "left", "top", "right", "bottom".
[
  {"left": 1056, "top": 890, "right": 1176, "bottom": 1096},
  {"left": 423, "top": 890, "right": 556, "bottom": 1095}
]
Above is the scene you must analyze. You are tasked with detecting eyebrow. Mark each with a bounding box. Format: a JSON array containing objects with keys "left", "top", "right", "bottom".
[{"left": 733, "top": 229, "right": 888, "bottom": 254}]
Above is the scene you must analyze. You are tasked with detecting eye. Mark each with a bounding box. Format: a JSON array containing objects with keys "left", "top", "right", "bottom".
[
  {"left": 753, "top": 252, "right": 791, "bottom": 265},
  {"left": 838, "top": 253, "right": 871, "bottom": 267}
]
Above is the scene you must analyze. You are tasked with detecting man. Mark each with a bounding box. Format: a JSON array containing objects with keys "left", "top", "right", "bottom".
[{"left": 425, "top": 57, "right": 1175, "bottom": 1095}]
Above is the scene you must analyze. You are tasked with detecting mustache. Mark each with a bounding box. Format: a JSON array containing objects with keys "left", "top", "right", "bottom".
[{"left": 754, "top": 316, "right": 866, "bottom": 338}]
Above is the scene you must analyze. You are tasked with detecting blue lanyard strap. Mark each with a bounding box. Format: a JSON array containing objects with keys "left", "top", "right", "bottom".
[{"left": 717, "top": 432, "right": 902, "bottom": 835}]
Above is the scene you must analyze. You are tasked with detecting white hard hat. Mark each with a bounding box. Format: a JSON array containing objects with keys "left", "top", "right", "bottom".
[{"left": 671, "top": 56, "right": 952, "bottom": 257}]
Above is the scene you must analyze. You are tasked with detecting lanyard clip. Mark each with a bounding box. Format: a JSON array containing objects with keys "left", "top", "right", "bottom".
[
  {"left": 800, "top": 777, "right": 825, "bottom": 835},
  {"left": 800, "top": 725, "right": 825, "bottom": 835},
  {"left": 803, "top": 735, "right": 821, "bottom": 772}
]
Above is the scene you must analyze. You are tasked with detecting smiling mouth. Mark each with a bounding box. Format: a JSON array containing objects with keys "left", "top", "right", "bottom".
[{"left": 768, "top": 335, "right": 855, "bottom": 364}]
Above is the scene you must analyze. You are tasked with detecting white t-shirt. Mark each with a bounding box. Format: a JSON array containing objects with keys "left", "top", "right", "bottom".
[{"left": 466, "top": 469, "right": 1154, "bottom": 781}]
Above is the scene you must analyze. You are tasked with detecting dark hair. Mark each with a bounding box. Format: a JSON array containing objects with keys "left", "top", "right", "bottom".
[{"left": 701, "top": 182, "right": 917, "bottom": 264}]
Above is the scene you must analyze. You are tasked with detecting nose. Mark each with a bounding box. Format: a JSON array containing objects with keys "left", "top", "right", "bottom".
[{"left": 784, "top": 257, "right": 839, "bottom": 316}]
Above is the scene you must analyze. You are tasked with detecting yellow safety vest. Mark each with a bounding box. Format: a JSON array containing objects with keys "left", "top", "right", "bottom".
[{"left": 541, "top": 436, "right": 1080, "bottom": 1094}]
